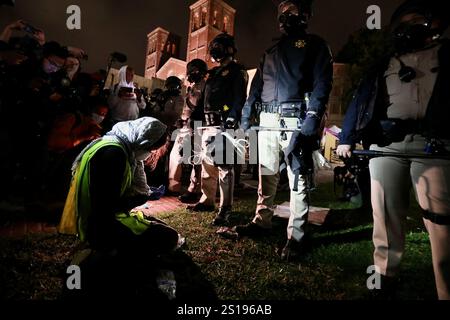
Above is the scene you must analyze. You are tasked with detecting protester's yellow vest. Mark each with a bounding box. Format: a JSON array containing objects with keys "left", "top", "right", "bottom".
[{"left": 58, "top": 140, "right": 151, "bottom": 242}]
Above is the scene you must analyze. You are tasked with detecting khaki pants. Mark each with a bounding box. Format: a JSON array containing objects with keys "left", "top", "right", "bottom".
[
  {"left": 168, "top": 129, "right": 201, "bottom": 194},
  {"left": 253, "top": 112, "right": 308, "bottom": 242},
  {"left": 370, "top": 135, "right": 450, "bottom": 300},
  {"left": 198, "top": 127, "right": 234, "bottom": 208}
]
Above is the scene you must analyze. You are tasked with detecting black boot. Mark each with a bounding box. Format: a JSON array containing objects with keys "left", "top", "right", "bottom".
[
  {"left": 367, "top": 274, "right": 399, "bottom": 300},
  {"left": 212, "top": 206, "right": 232, "bottom": 226},
  {"left": 178, "top": 192, "right": 201, "bottom": 204},
  {"left": 280, "top": 238, "right": 308, "bottom": 262},
  {"left": 186, "top": 202, "right": 216, "bottom": 213},
  {"left": 235, "top": 223, "right": 271, "bottom": 238}
]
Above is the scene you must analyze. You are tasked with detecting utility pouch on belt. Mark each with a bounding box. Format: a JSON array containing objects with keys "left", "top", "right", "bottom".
[
  {"left": 380, "top": 119, "right": 424, "bottom": 143},
  {"left": 261, "top": 101, "right": 307, "bottom": 119},
  {"left": 205, "top": 112, "right": 222, "bottom": 127}
]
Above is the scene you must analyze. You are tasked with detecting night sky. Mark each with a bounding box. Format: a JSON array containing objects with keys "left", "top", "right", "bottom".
[{"left": 0, "top": 0, "right": 406, "bottom": 74}]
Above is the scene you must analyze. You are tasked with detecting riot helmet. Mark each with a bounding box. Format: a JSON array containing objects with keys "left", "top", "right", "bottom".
[
  {"left": 186, "top": 59, "right": 208, "bottom": 84},
  {"left": 391, "top": 0, "right": 450, "bottom": 54},
  {"left": 208, "top": 33, "right": 237, "bottom": 63},
  {"left": 164, "top": 76, "right": 182, "bottom": 96}
]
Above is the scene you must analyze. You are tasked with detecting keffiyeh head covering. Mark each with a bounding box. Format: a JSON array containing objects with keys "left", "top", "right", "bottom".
[{"left": 72, "top": 117, "right": 167, "bottom": 196}]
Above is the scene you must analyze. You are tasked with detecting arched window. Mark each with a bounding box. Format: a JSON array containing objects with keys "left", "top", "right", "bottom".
[
  {"left": 223, "top": 16, "right": 229, "bottom": 33},
  {"left": 166, "top": 41, "right": 171, "bottom": 53},
  {"left": 213, "top": 10, "right": 218, "bottom": 27},
  {"left": 201, "top": 7, "right": 207, "bottom": 27},
  {"left": 193, "top": 11, "right": 200, "bottom": 31},
  {"left": 171, "top": 43, "right": 176, "bottom": 55},
  {"left": 151, "top": 40, "right": 156, "bottom": 53}
]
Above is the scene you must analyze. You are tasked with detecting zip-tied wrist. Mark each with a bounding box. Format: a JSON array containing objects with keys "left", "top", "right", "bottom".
[{"left": 188, "top": 132, "right": 249, "bottom": 166}]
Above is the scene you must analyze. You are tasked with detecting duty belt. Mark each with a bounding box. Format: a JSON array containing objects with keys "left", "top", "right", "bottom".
[
  {"left": 380, "top": 119, "right": 425, "bottom": 135},
  {"left": 259, "top": 102, "right": 306, "bottom": 118}
]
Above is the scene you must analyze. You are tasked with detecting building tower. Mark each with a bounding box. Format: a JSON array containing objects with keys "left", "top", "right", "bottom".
[
  {"left": 186, "top": 0, "right": 236, "bottom": 69},
  {"left": 145, "top": 27, "right": 181, "bottom": 79}
]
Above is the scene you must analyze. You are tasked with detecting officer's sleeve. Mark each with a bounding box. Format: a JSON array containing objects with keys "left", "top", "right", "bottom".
[
  {"left": 339, "top": 89, "right": 359, "bottom": 146},
  {"left": 228, "top": 67, "right": 249, "bottom": 121},
  {"left": 241, "top": 55, "right": 265, "bottom": 125},
  {"left": 309, "top": 41, "right": 334, "bottom": 118}
]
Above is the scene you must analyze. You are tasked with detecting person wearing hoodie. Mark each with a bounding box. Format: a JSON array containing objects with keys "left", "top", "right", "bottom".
[
  {"left": 59, "top": 117, "right": 179, "bottom": 256},
  {"left": 108, "top": 65, "right": 146, "bottom": 124}
]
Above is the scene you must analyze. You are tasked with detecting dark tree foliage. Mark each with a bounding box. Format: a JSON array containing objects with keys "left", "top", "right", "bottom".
[{"left": 335, "top": 28, "right": 393, "bottom": 112}]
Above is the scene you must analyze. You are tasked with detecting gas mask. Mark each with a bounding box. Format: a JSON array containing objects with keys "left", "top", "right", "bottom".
[
  {"left": 209, "top": 43, "right": 228, "bottom": 62},
  {"left": 279, "top": 12, "right": 307, "bottom": 36},
  {"left": 393, "top": 19, "right": 441, "bottom": 54},
  {"left": 278, "top": 2, "right": 308, "bottom": 36},
  {"left": 209, "top": 34, "right": 236, "bottom": 63},
  {"left": 187, "top": 71, "right": 202, "bottom": 84}
]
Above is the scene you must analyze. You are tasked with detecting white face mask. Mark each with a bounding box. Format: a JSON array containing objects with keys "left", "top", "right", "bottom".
[
  {"left": 91, "top": 113, "right": 105, "bottom": 124},
  {"left": 135, "top": 150, "right": 151, "bottom": 161}
]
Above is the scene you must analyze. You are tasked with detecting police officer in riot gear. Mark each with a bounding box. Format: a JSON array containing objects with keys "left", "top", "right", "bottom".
[
  {"left": 187, "top": 33, "right": 248, "bottom": 226},
  {"left": 168, "top": 59, "right": 207, "bottom": 202},
  {"left": 337, "top": 0, "right": 450, "bottom": 299},
  {"left": 152, "top": 76, "right": 184, "bottom": 129},
  {"left": 236, "top": 0, "right": 333, "bottom": 261}
]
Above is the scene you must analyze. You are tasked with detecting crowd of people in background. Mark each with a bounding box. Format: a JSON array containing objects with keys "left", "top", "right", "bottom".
[{"left": 0, "top": 19, "right": 209, "bottom": 211}]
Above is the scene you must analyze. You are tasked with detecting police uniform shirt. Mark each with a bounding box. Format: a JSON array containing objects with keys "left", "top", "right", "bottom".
[
  {"left": 203, "top": 61, "right": 247, "bottom": 120},
  {"left": 385, "top": 44, "right": 441, "bottom": 120}
]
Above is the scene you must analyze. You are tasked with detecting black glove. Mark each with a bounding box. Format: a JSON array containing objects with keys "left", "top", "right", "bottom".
[
  {"left": 225, "top": 117, "right": 236, "bottom": 129},
  {"left": 300, "top": 114, "right": 321, "bottom": 137}
]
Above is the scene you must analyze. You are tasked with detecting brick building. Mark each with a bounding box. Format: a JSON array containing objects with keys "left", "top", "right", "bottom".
[
  {"left": 143, "top": 0, "right": 350, "bottom": 126},
  {"left": 144, "top": 27, "right": 181, "bottom": 79},
  {"left": 145, "top": 0, "right": 236, "bottom": 82}
]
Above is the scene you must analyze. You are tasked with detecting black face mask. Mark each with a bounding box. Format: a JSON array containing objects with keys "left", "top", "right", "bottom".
[
  {"left": 278, "top": 12, "right": 306, "bottom": 36},
  {"left": 210, "top": 44, "right": 227, "bottom": 62},
  {"left": 167, "top": 88, "right": 181, "bottom": 97},
  {"left": 393, "top": 22, "right": 436, "bottom": 54},
  {"left": 187, "top": 71, "right": 202, "bottom": 84}
]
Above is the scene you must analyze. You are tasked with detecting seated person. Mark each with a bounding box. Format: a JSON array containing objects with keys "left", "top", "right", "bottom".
[{"left": 59, "top": 117, "right": 179, "bottom": 257}]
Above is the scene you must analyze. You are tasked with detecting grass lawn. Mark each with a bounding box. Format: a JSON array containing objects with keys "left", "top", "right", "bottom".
[{"left": 0, "top": 181, "right": 437, "bottom": 300}]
